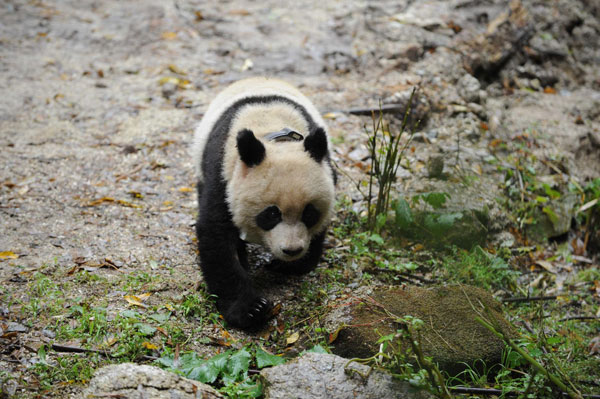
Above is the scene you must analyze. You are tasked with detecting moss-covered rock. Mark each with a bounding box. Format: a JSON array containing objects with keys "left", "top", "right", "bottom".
[
  {"left": 525, "top": 193, "right": 578, "bottom": 241},
  {"left": 393, "top": 179, "right": 507, "bottom": 249},
  {"left": 326, "top": 285, "right": 515, "bottom": 376}
]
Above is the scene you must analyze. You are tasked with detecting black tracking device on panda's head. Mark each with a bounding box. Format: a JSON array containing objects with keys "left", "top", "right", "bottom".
[{"left": 264, "top": 128, "right": 304, "bottom": 142}]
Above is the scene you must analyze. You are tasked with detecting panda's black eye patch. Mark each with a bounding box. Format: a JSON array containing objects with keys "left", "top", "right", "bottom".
[
  {"left": 302, "top": 203, "right": 320, "bottom": 228},
  {"left": 256, "top": 206, "right": 282, "bottom": 231}
]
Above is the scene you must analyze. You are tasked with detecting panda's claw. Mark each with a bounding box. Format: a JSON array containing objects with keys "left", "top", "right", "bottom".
[{"left": 220, "top": 295, "right": 272, "bottom": 329}]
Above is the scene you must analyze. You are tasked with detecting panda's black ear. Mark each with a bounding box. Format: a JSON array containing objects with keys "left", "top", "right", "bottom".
[
  {"left": 304, "top": 127, "right": 328, "bottom": 163},
  {"left": 237, "top": 129, "right": 266, "bottom": 167}
]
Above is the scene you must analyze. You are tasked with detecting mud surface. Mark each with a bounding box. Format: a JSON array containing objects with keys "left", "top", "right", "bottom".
[{"left": 1, "top": 0, "right": 599, "bottom": 397}]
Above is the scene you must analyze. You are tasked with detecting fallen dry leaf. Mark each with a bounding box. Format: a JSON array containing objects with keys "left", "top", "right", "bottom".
[
  {"left": 536, "top": 260, "right": 557, "bottom": 274},
  {"left": 229, "top": 9, "right": 250, "bottom": 16},
  {"left": 161, "top": 31, "right": 177, "bottom": 40},
  {"left": 124, "top": 294, "right": 151, "bottom": 308},
  {"left": 167, "top": 64, "right": 187, "bottom": 75},
  {"left": 116, "top": 199, "right": 142, "bottom": 208},
  {"left": 87, "top": 197, "right": 115, "bottom": 206},
  {"left": 158, "top": 76, "right": 191, "bottom": 89},
  {"left": 588, "top": 336, "right": 600, "bottom": 355},
  {"left": 203, "top": 68, "right": 225, "bottom": 75},
  {"left": 102, "top": 335, "right": 118, "bottom": 348},
  {"left": 286, "top": 331, "right": 300, "bottom": 345},
  {"left": 0, "top": 251, "right": 19, "bottom": 260},
  {"left": 142, "top": 341, "right": 158, "bottom": 350},
  {"left": 156, "top": 326, "right": 168, "bottom": 337},
  {"left": 328, "top": 325, "right": 343, "bottom": 344}
]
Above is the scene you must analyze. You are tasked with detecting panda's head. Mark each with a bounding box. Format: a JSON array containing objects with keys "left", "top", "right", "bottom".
[{"left": 227, "top": 127, "right": 335, "bottom": 262}]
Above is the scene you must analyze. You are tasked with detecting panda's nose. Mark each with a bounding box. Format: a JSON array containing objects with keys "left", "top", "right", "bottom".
[{"left": 282, "top": 247, "right": 303, "bottom": 257}]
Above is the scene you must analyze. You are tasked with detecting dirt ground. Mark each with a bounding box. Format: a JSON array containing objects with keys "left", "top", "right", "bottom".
[{"left": 1, "top": 0, "right": 599, "bottom": 397}]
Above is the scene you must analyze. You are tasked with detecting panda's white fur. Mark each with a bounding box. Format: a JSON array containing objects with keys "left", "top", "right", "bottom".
[{"left": 193, "top": 77, "right": 335, "bottom": 329}]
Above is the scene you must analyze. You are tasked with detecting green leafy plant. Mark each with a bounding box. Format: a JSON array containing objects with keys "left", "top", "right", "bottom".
[
  {"left": 156, "top": 346, "right": 286, "bottom": 398},
  {"left": 365, "top": 91, "right": 417, "bottom": 231}
]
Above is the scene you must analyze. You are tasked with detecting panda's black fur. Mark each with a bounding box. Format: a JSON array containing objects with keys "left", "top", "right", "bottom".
[{"left": 194, "top": 80, "right": 336, "bottom": 329}]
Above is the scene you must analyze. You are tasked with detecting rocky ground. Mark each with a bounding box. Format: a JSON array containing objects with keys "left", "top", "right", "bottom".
[{"left": 1, "top": 0, "right": 599, "bottom": 398}]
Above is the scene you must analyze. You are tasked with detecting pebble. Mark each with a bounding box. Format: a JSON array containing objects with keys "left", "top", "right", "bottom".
[
  {"left": 7, "top": 322, "right": 28, "bottom": 333},
  {"left": 457, "top": 73, "right": 482, "bottom": 103},
  {"left": 42, "top": 329, "right": 56, "bottom": 339}
]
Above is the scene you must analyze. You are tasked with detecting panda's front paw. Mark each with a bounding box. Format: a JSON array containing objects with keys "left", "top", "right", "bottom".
[{"left": 219, "top": 295, "right": 272, "bottom": 329}]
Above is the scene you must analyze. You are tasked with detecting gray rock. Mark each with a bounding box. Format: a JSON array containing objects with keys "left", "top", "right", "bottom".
[
  {"left": 457, "top": 74, "right": 481, "bottom": 104},
  {"left": 261, "top": 352, "right": 433, "bottom": 399},
  {"left": 84, "top": 363, "right": 223, "bottom": 399}
]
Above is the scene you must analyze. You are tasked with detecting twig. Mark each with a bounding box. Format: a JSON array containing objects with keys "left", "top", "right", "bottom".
[
  {"left": 398, "top": 272, "right": 436, "bottom": 285},
  {"left": 559, "top": 316, "right": 598, "bottom": 322},
  {"left": 448, "top": 386, "right": 600, "bottom": 398},
  {"left": 331, "top": 159, "right": 367, "bottom": 199},
  {"left": 502, "top": 295, "right": 557, "bottom": 303},
  {"left": 475, "top": 317, "right": 583, "bottom": 399},
  {"left": 517, "top": 168, "right": 525, "bottom": 203},
  {"left": 50, "top": 344, "right": 157, "bottom": 361},
  {"left": 342, "top": 104, "right": 414, "bottom": 116},
  {"left": 362, "top": 267, "right": 424, "bottom": 286}
]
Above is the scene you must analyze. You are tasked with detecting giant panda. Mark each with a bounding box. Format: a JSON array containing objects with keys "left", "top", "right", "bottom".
[{"left": 192, "top": 77, "right": 336, "bottom": 329}]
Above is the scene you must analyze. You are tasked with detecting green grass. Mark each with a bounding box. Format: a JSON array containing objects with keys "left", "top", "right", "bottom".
[
  {"left": 440, "top": 246, "right": 519, "bottom": 291},
  {"left": 31, "top": 350, "right": 105, "bottom": 390}
]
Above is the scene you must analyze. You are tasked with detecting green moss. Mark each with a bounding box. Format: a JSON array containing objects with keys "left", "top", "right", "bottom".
[{"left": 331, "top": 285, "right": 515, "bottom": 376}]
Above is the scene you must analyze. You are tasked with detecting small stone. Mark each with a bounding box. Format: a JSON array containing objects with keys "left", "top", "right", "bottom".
[
  {"left": 7, "top": 322, "right": 28, "bottom": 333},
  {"left": 347, "top": 146, "right": 370, "bottom": 162},
  {"left": 42, "top": 329, "right": 56, "bottom": 339},
  {"left": 426, "top": 129, "right": 438, "bottom": 139},
  {"left": 457, "top": 73, "right": 481, "bottom": 103},
  {"left": 467, "top": 103, "right": 487, "bottom": 120},
  {"left": 161, "top": 82, "right": 177, "bottom": 99},
  {"left": 1, "top": 379, "right": 18, "bottom": 396},
  {"left": 464, "top": 126, "right": 480, "bottom": 141},
  {"left": 427, "top": 155, "right": 445, "bottom": 178},
  {"left": 411, "top": 132, "right": 427, "bottom": 142}
]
